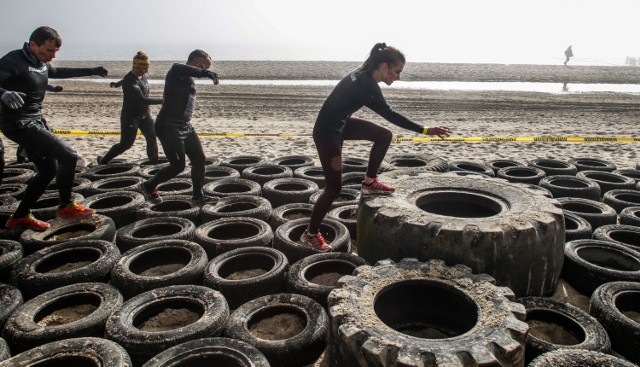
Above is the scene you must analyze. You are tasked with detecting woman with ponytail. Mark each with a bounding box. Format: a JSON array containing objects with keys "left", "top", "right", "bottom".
[
  {"left": 301, "top": 43, "right": 452, "bottom": 251},
  {"left": 98, "top": 51, "right": 162, "bottom": 164}
]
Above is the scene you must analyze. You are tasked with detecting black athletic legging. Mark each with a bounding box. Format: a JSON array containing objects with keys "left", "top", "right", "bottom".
[
  {"left": 3, "top": 119, "right": 77, "bottom": 218},
  {"left": 147, "top": 122, "right": 205, "bottom": 196},
  {"left": 101, "top": 114, "right": 158, "bottom": 163},
  {"left": 308, "top": 117, "right": 392, "bottom": 233}
]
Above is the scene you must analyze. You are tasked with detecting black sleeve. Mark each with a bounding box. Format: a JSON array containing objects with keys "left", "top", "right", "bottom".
[
  {"left": 48, "top": 64, "right": 95, "bottom": 79},
  {"left": 124, "top": 83, "right": 163, "bottom": 105},
  {"left": 0, "top": 58, "right": 16, "bottom": 95},
  {"left": 361, "top": 82, "right": 423, "bottom": 134},
  {"left": 171, "top": 63, "right": 216, "bottom": 79}
]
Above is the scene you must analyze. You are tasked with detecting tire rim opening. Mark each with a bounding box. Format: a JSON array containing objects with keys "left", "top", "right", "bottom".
[
  {"left": 615, "top": 291, "right": 640, "bottom": 323},
  {"left": 248, "top": 305, "right": 306, "bottom": 340},
  {"left": 131, "top": 247, "right": 192, "bottom": 276},
  {"left": 526, "top": 309, "right": 585, "bottom": 345},
  {"left": 414, "top": 191, "right": 506, "bottom": 218},
  {"left": 576, "top": 246, "right": 640, "bottom": 271},
  {"left": 134, "top": 299, "right": 203, "bottom": 332},
  {"left": 219, "top": 253, "right": 274, "bottom": 280}
]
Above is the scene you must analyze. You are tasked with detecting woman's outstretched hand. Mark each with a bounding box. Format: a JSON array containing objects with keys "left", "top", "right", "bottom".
[{"left": 424, "top": 126, "right": 453, "bottom": 138}]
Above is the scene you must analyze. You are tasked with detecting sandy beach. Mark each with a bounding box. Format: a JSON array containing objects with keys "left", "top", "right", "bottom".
[{"left": 4, "top": 61, "right": 640, "bottom": 171}]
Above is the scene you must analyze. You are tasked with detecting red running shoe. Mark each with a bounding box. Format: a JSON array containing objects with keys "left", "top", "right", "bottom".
[
  {"left": 361, "top": 178, "right": 396, "bottom": 195},
  {"left": 6, "top": 213, "right": 50, "bottom": 231},
  {"left": 300, "top": 231, "right": 332, "bottom": 252},
  {"left": 57, "top": 201, "right": 95, "bottom": 219}
]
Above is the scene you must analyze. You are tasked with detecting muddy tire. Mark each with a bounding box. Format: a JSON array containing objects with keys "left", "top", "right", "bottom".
[
  {"left": 19, "top": 214, "right": 116, "bottom": 255},
  {"left": 203, "top": 165, "right": 240, "bottom": 183},
  {"left": 137, "top": 195, "right": 202, "bottom": 225},
  {"left": 0, "top": 337, "right": 131, "bottom": 366},
  {"left": 576, "top": 170, "right": 636, "bottom": 196},
  {"left": 224, "top": 293, "right": 328, "bottom": 367},
  {"left": 0, "top": 240, "right": 22, "bottom": 282},
  {"left": 0, "top": 283, "right": 22, "bottom": 331},
  {"left": 274, "top": 218, "right": 351, "bottom": 263},
  {"left": 0, "top": 183, "right": 27, "bottom": 200},
  {"left": 271, "top": 154, "right": 315, "bottom": 170},
  {"left": 557, "top": 197, "right": 617, "bottom": 230},
  {"left": 589, "top": 281, "right": 640, "bottom": 364},
  {"left": 562, "top": 239, "right": 640, "bottom": 296},
  {"left": 328, "top": 258, "right": 529, "bottom": 366},
  {"left": 156, "top": 178, "right": 193, "bottom": 196},
  {"left": 538, "top": 175, "right": 601, "bottom": 200},
  {"left": 141, "top": 337, "right": 269, "bottom": 367},
  {"left": 85, "top": 175, "right": 146, "bottom": 196},
  {"left": 448, "top": 160, "right": 495, "bottom": 176},
  {"left": 293, "top": 166, "right": 326, "bottom": 188},
  {"left": 0, "top": 209, "right": 25, "bottom": 242},
  {"left": 603, "top": 189, "right": 640, "bottom": 213},
  {"left": 85, "top": 190, "right": 146, "bottom": 228},
  {"left": 358, "top": 175, "right": 565, "bottom": 297},
  {"left": 10, "top": 239, "right": 119, "bottom": 299},
  {"left": 327, "top": 204, "right": 358, "bottom": 239},
  {"left": 194, "top": 217, "right": 273, "bottom": 259},
  {"left": 569, "top": 157, "right": 617, "bottom": 172},
  {"left": 593, "top": 224, "right": 640, "bottom": 252},
  {"left": 620, "top": 206, "right": 640, "bottom": 227},
  {"left": 340, "top": 156, "right": 368, "bottom": 173},
  {"left": 1, "top": 282, "right": 123, "bottom": 353},
  {"left": 46, "top": 177, "right": 92, "bottom": 197},
  {"left": 203, "top": 246, "right": 289, "bottom": 309},
  {"left": 203, "top": 178, "right": 261, "bottom": 198},
  {"left": 110, "top": 240, "right": 208, "bottom": 299},
  {"left": 309, "top": 188, "right": 360, "bottom": 209},
  {"left": 564, "top": 211, "right": 593, "bottom": 242},
  {"left": 529, "top": 158, "right": 577, "bottom": 176},
  {"left": 83, "top": 162, "right": 141, "bottom": 181},
  {"left": 138, "top": 163, "right": 190, "bottom": 180},
  {"left": 496, "top": 166, "right": 546, "bottom": 185},
  {"left": 104, "top": 285, "right": 229, "bottom": 366},
  {"left": 518, "top": 296, "right": 610, "bottom": 364},
  {"left": 262, "top": 177, "right": 319, "bottom": 208},
  {"left": 485, "top": 158, "right": 524, "bottom": 174},
  {"left": 287, "top": 252, "right": 367, "bottom": 308},
  {"left": 529, "top": 349, "right": 637, "bottom": 367},
  {"left": 0, "top": 337, "right": 8, "bottom": 362},
  {"left": 269, "top": 203, "right": 314, "bottom": 230},
  {"left": 2, "top": 167, "right": 35, "bottom": 185},
  {"left": 200, "top": 195, "right": 271, "bottom": 223},
  {"left": 0, "top": 196, "right": 16, "bottom": 208},
  {"left": 116, "top": 217, "right": 196, "bottom": 253},
  {"left": 220, "top": 155, "right": 267, "bottom": 174},
  {"left": 24, "top": 191, "right": 84, "bottom": 221},
  {"left": 241, "top": 164, "right": 293, "bottom": 186},
  {"left": 382, "top": 153, "right": 449, "bottom": 173}
]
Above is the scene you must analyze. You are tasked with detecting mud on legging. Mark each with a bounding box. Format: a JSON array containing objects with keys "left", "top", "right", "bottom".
[
  {"left": 2, "top": 121, "right": 77, "bottom": 218},
  {"left": 101, "top": 115, "right": 158, "bottom": 163},
  {"left": 308, "top": 117, "right": 392, "bottom": 233}
]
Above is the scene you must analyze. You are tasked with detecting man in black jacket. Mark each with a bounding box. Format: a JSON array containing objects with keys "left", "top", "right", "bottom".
[{"left": 0, "top": 26, "right": 108, "bottom": 230}]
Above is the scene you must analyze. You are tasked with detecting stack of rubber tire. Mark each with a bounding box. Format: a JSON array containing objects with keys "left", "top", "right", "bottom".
[{"left": 0, "top": 154, "right": 637, "bottom": 366}]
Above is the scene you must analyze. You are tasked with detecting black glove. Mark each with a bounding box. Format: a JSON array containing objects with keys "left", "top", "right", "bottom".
[
  {"left": 92, "top": 67, "right": 108, "bottom": 77},
  {"left": 206, "top": 71, "right": 219, "bottom": 85}
]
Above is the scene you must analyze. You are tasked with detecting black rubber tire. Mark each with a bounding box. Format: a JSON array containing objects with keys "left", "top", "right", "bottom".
[
  {"left": 529, "top": 158, "right": 578, "bottom": 176},
  {"left": 528, "top": 349, "right": 637, "bottom": 367},
  {"left": 562, "top": 239, "right": 640, "bottom": 296},
  {"left": 0, "top": 283, "right": 22, "bottom": 332},
  {"left": 564, "top": 211, "right": 593, "bottom": 242},
  {"left": 202, "top": 177, "right": 261, "bottom": 198},
  {"left": 200, "top": 195, "right": 272, "bottom": 223},
  {"left": 0, "top": 240, "right": 22, "bottom": 283},
  {"left": 576, "top": 170, "right": 636, "bottom": 196},
  {"left": 136, "top": 195, "right": 202, "bottom": 225},
  {"left": 141, "top": 337, "right": 270, "bottom": 367},
  {"left": 203, "top": 165, "right": 241, "bottom": 183},
  {"left": 19, "top": 214, "right": 117, "bottom": 255},
  {"left": 0, "top": 337, "right": 9, "bottom": 362},
  {"left": 83, "top": 162, "right": 141, "bottom": 181},
  {"left": 241, "top": 164, "right": 293, "bottom": 186},
  {"left": 293, "top": 166, "right": 326, "bottom": 189},
  {"left": 116, "top": 217, "right": 196, "bottom": 253},
  {"left": 569, "top": 157, "right": 617, "bottom": 172},
  {"left": 2, "top": 168, "right": 35, "bottom": 185},
  {"left": 0, "top": 183, "right": 27, "bottom": 200},
  {"left": 156, "top": 178, "right": 193, "bottom": 196},
  {"left": 271, "top": 154, "right": 315, "bottom": 170},
  {"left": 135, "top": 156, "right": 170, "bottom": 167},
  {"left": 620, "top": 205, "right": 640, "bottom": 227},
  {"left": 358, "top": 175, "right": 565, "bottom": 297},
  {"left": 0, "top": 337, "right": 131, "bottom": 366},
  {"left": 10, "top": 239, "right": 119, "bottom": 299},
  {"left": 224, "top": 293, "right": 328, "bottom": 367},
  {"left": 138, "top": 163, "right": 190, "bottom": 180},
  {"left": 340, "top": 156, "right": 368, "bottom": 173},
  {"left": 287, "top": 252, "right": 368, "bottom": 308},
  {"left": 538, "top": 174, "right": 601, "bottom": 200},
  {"left": 273, "top": 218, "right": 351, "bottom": 263},
  {"left": 269, "top": 203, "right": 314, "bottom": 230},
  {"left": 194, "top": 217, "right": 274, "bottom": 259},
  {"left": 104, "top": 285, "right": 229, "bottom": 366},
  {"left": 203, "top": 246, "right": 289, "bottom": 309},
  {"left": 1, "top": 282, "right": 123, "bottom": 353},
  {"left": 110, "top": 239, "right": 208, "bottom": 299},
  {"left": 328, "top": 258, "right": 529, "bottom": 366},
  {"left": 496, "top": 166, "right": 546, "bottom": 184},
  {"left": 220, "top": 155, "right": 267, "bottom": 174},
  {"left": 262, "top": 177, "right": 319, "bottom": 208},
  {"left": 381, "top": 153, "right": 449, "bottom": 173},
  {"left": 603, "top": 189, "right": 640, "bottom": 213},
  {"left": 485, "top": 158, "right": 525, "bottom": 174},
  {"left": 518, "top": 296, "right": 611, "bottom": 364},
  {"left": 327, "top": 204, "right": 358, "bottom": 239},
  {"left": 46, "top": 177, "right": 92, "bottom": 197},
  {"left": 512, "top": 182, "right": 554, "bottom": 198},
  {"left": 341, "top": 171, "right": 365, "bottom": 186},
  {"left": 0, "top": 196, "right": 16, "bottom": 208},
  {"left": 85, "top": 190, "right": 146, "bottom": 228},
  {"left": 593, "top": 224, "right": 640, "bottom": 253},
  {"left": 448, "top": 160, "right": 495, "bottom": 176},
  {"left": 613, "top": 168, "right": 640, "bottom": 183},
  {"left": 24, "top": 191, "right": 85, "bottom": 221},
  {"left": 85, "top": 175, "right": 146, "bottom": 196},
  {"left": 442, "top": 170, "right": 493, "bottom": 178},
  {"left": 589, "top": 281, "right": 640, "bottom": 364},
  {"left": 309, "top": 188, "right": 360, "bottom": 209},
  {"left": 557, "top": 197, "right": 617, "bottom": 230}
]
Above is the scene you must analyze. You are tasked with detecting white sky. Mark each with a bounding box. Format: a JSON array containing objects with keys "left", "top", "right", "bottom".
[{"left": 0, "top": 0, "right": 638, "bottom": 64}]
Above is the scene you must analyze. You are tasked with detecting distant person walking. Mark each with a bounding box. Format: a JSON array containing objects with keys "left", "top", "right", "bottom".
[
  {"left": 97, "top": 51, "right": 162, "bottom": 164},
  {"left": 301, "top": 42, "right": 452, "bottom": 251},
  {"left": 564, "top": 45, "right": 573, "bottom": 65},
  {"left": 0, "top": 26, "right": 108, "bottom": 230},
  {"left": 137, "top": 49, "right": 219, "bottom": 204}
]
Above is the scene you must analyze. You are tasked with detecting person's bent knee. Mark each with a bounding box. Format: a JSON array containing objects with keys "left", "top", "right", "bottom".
[{"left": 378, "top": 127, "right": 393, "bottom": 143}]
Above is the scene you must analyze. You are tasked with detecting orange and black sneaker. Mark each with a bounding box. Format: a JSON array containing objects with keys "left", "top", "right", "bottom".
[
  {"left": 137, "top": 182, "right": 162, "bottom": 204},
  {"left": 6, "top": 213, "right": 50, "bottom": 231},
  {"left": 361, "top": 178, "right": 396, "bottom": 195},
  {"left": 57, "top": 201, "right": 95, "bottom": 219},
  {"left": 300, "top": 231, "right": 332, "bottom": 252}
]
